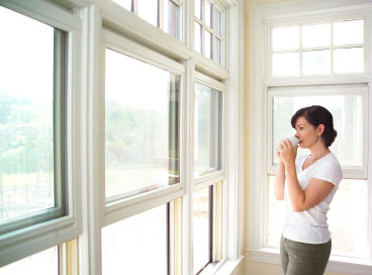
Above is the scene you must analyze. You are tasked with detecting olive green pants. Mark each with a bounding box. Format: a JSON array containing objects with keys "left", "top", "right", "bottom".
[{"left": 280, "top": 235, "right": 331, "bottom": 275}]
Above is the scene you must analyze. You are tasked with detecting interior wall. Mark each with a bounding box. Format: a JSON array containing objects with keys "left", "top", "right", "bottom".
[{"left": 243, "top": 0, "right": 354, "bottom": 274}]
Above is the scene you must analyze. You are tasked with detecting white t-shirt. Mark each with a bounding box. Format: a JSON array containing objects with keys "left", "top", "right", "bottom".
[{"left": 283, "top": 152, "right": 342, "bottom": 244}]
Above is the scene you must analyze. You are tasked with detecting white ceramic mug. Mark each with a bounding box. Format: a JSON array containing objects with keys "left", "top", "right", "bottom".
[{"left": 287, "top": 136, "right": 299, "bottom": 148}]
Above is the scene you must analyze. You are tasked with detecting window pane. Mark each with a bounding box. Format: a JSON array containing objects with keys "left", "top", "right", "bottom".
[
  {"left": 267, "top": 176, "right": 285, "bottom": 247},
  {"left": 302, "top": 23, "right": 330, "bottom": 48},
  {"left": 0, "top": 246, "right": 58, "bottom": 275},
  {"left": 195, "top": 0, "right": 201, "bottom": 19},
  {"left": 333, "top": 20, "right": 363, "bottom": 46},
  {"left": 102, "top": 205, "right": 168, "bottom": 275},
  {"left": 205, "top": 0, "right": 212, "bottom": 28},
  {"left": 272, "top": 26, "right": 299, "bottom": 51},
  {"left": 204, "top": 30, "right": 212, "bottom": 59},
  {"left": 138, "top": 0, "right": 158, "bottom": 26},
  {"left": 194, "top": 22, "right": 202, "bottom": 53},
  {"left": 194, "top": 186, "right": 211, "bottom": 273},
  {"left": 0, "top": 7, "right": 56, "bottom": 223},
  {"left": 214, "top": 7, "right": 221, "bottom": 35},
  {"left": 272, "top": 53, "right": 300, "bottom": 77},
  {"left": 112, "top": 0, "right": 131, "bottom": 10},
  {"left": 194, "top": 84, "right": 222, "bottom": 177},
  {"left": 333, "top": 48, "right": 364, "bottom": 74},
  {"left": 329, "top": 179, "right": 370, "bottom": 258},
  {"left": 272, "top": 94, "right": 363, "bottom": 168},
  {"left": 105, "top": 49, "right": 180, "bottom": 200},
  {"left": 267, "top": 176, "right": 370, "bottom": 260},
  {"left": 302, "top": 50, "right": 331, "bottom": 75},
  {"left": 214, "top": 37, "right": 221, "bottom": 65},
  {"left": 164, "top": 0, "right": 180, "bottom": 39}
]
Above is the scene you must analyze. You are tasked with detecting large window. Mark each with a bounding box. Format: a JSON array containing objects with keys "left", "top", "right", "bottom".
[
  {"left": 0, "top": 5, "right": 67, "bottom": 234},
  {"left": 105, "top": 49, "right": 180, "bottom": 201},
  {"left": 250, "top": 2, "right": 372, "bottom": 274}
]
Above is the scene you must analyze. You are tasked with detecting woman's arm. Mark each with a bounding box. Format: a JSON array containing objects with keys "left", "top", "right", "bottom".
[{"left": 280, "top": 139, "right": 334, "bottom": 212}]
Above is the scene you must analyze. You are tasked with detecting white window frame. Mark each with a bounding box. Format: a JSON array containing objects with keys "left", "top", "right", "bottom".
[
  {"left": 249, "top": 0, "right": 372, "bottom": 274},
  {"left": 0, "top": 0, "right": 82, "bottom": 268},
  {"left": 80, "top": 1, "right": 244, "bottom": 275}
]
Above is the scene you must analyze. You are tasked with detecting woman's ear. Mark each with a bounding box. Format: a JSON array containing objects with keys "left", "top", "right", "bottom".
[{"left": 317, "top": 124, "right": 325, "bottom": 136}]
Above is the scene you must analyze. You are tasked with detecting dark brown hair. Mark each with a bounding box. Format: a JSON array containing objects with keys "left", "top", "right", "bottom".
[{"left": 291, "top": 105, "right": 337, "bottom": 148}]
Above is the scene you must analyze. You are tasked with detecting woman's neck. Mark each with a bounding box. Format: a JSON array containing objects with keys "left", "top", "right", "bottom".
[{"left": 309, "top": 143, "right": 330, "bottom": 161}]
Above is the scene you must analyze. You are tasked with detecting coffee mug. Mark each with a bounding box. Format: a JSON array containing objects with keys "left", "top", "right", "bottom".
[{"left": 287, "top": 136, "right": 299, "bottom": 148}]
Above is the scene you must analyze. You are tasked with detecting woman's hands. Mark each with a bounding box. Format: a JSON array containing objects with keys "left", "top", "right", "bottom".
[{"left": 277, "top": 138, "right": 298, "bottom": 166}]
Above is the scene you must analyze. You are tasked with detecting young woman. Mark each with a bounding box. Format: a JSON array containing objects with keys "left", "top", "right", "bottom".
[{"left": 275, "top": 105, "right": 342, "bottom": 275}]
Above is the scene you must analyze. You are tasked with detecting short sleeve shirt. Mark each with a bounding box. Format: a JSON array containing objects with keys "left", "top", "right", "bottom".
[{"left": 283, "top": 152, "right": 342, "bottom": 244}]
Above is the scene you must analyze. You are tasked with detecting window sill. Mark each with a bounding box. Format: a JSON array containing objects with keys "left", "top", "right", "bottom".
[
  {"left": 200, "top": 257, "right": 244, "bottom": 275},
  {"left": 247, "top": 248, "right": 372, "bottom": 275}
]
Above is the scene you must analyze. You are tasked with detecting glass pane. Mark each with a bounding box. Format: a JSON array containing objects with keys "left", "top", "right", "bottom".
[
  {"left": 329, "top": 179, "right": 370, "bottom": 258},
  {"left": 194, "top": 84, "right": 222, "bottom": 177},
  {"left": 333, "top": 20, "right": 363, "bottom": 46},
  {"left": 272, "top": 26, "right": 299, "bottom": 51},
  {"left": 112, "top": 0, "right": 132, "bottom": 10},
  {"left": 138, "top": 0, "right": 158, "bottom": 27},
  {"left": 214, "top": 7, "right": 221, "bottom": 35},
  {"left": 0, "top": 246, "right": 58, "bottom": 275},
  {"left": 105, "top": 49, "right": 180, "bottom": 200},
  {"left": 272, "top": 94, "right": 363, "bottom": 168},
  {"left": 195, "top": 0, "right": 201, "bottom": 19},
  {"left": 302, "top": 23, "right": 330, "bottom": 48},
  {"left": 205, "top": 0, "right": 212, "bottom": 28},
  {"left": 272, "top": 53, "right": 300, "bottom": 77},
  {"left": 267, "top": 177, "right": 370, "bottom": 260},
  {"left": 214, "top": 37, "right": 221, "bottom": 65},
  {"left": 302, "top": 50, "right": 331, "bottom": 75},
  {"left": 164, "top": 0, "right": 180, "bottom": 39},
  {"left": 267, "top": 176, "right": 285, "bottom": 247},
  {"left": 102, "top": 205, "right": 168, "bottom": 275},
  {"left": 333, "top": 48, "right": 364, "bottom": 74},
  {"left": 204, "top": 30, "right": 212, "bottom": 59},
  {"left": 194, "top": 22, "right": 202, "bottom": 53},
  {"left": 0, "top": 6, "right": 55, "bottom": 223},
  {"left": 193, "top": 186, "right": 211, "bottom": 273}
]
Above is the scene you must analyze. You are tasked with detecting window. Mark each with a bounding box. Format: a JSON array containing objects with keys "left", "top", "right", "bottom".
[
  {"left": 194, "top": 0, "right": 224, "bottom": 64},
  {"left": 102, "top": 204, "right": 169, "bottom": 275},
  {"left": 251, "top": 2, "right": 372, "bottom": 274},
  {"left": 0, "top": 246, "right": 58, "bottom": 275},
  {"left": 105, "top": 49, "right": 180, "bottom": 201},
  {"left": 0, "top": 4, "right": 67, "bottom": 234},
  {"left": 194, "top": 83, "right": 222, "bottom": 177},
  {"left": 271, "top": 19, "right": 364, "bottom": 77},
  {"left": 112, "top": 0, "right": 182, "bottom": 39},
  {"left": 0, "top": 0, "right": 81, "bottom": 269}
]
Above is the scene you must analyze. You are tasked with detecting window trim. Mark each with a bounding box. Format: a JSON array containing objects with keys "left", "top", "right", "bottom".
[
  {"left": 0, "top": 0, "right": 82, "bottom": 268},
  {"left": 249, "top": 1, "right": 372, "bottom": 274}
]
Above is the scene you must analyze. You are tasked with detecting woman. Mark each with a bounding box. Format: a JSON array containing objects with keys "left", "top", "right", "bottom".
[{"left": 275, "top": 105, "right": 342, "bottom": 275}]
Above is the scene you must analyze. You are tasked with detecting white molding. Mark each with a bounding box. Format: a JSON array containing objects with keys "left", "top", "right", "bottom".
[
  {"left": 102, "top": 29, "right": 186, "bottom": 75},
  {"left": 195, "top": 71, "right": 226, "bottom": 91},
  {"left": 0, "top": 0, "right": 81, "bottom": 31},
  {"left": 104, "top": 185, "right": 184, "bottom": 227},
  {"left": 78, "top": 5, "right": 103, "bottom": 275}
]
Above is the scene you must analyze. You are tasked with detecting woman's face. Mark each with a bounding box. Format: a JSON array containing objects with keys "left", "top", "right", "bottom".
[{"left": 294, "top": 116, "right": 322, "bottom": 148}]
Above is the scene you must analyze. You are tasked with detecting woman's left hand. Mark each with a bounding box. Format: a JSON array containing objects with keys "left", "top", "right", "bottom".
[{"left": 278, "top": 138, "right": 298, "bottom": 166}]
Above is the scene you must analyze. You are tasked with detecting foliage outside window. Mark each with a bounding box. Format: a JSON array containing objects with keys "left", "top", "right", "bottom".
[{"left": 0, "top": 5, "right": 67, "bottom": 235}]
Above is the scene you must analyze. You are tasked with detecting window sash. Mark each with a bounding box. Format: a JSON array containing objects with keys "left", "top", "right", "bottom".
[
  {"left": 267, "top": 85, "right": 369, "bottom": 178},
  {"left": 0, "top": 12, "right": 67, "bottom": 235}
]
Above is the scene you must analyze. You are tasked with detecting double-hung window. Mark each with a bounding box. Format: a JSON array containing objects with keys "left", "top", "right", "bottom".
[
  {"left": 250, "top": 1, "right": 372, "bottom": 274},
  {"left": 0, "top": 0, "right": 81, "bottom": 269}
]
